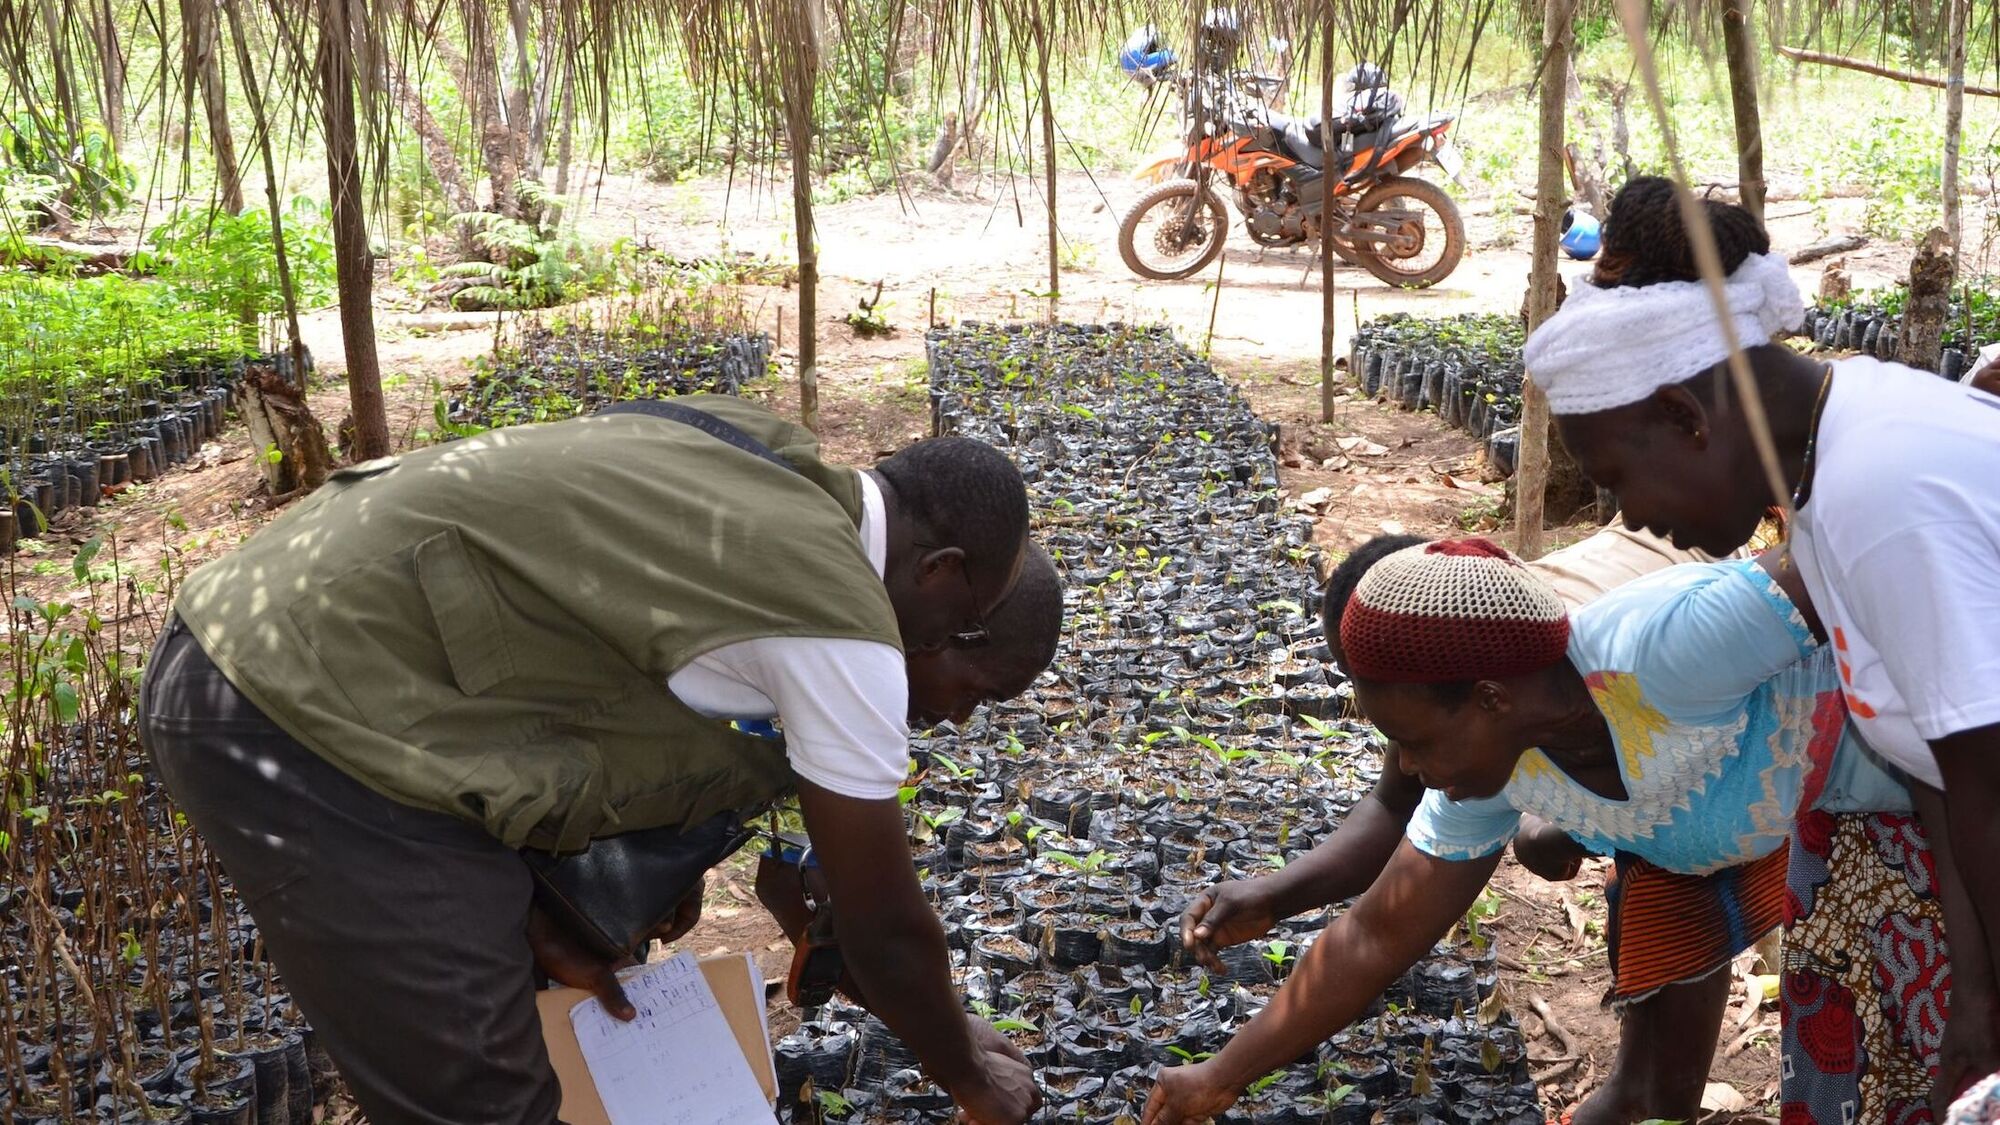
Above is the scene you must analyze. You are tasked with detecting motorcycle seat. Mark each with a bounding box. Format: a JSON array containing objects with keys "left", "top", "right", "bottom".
[{"left": 1277, "top": 114, "right": 1328, "bottom": 168}]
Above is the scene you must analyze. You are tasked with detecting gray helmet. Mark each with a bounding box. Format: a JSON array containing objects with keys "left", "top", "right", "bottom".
[{"left": 1348, "top": 61, "right": 1387, "bottom": 90}]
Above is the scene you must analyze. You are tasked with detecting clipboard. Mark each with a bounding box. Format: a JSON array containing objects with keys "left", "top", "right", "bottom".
[{"left": 537, "top": 953, "right": 778, "bottom": 1125}]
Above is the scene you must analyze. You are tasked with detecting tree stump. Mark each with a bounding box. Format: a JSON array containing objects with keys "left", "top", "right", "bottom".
[
  {"left": 1817, "top": 260, "right": 1852, "bottom": 303},
  {"left": 239, "top": 362, "right": 334, "bottom": 495},
  {"left": 1897, "top": 228, "right": 1953, "bottom": 372}
]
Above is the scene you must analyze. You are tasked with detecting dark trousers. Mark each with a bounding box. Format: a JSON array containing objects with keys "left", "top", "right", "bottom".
[{"left": 140, "top": 617, "right": 563, "bottom": 1125}]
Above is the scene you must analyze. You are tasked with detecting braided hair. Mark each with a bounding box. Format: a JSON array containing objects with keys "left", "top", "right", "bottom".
[{"left": 1591, "top": 176, "right": 1771, "bottom": 289}]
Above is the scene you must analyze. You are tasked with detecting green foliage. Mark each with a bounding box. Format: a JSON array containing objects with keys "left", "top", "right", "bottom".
[
  {"left": 0, "top": 272, "right": 249, "bottom": 435},
  {"left": 0, "top": 116, "right": 134, "bottom": 225},
  {"left": 447, "top": 182, "right": 638, "bottom": 310},
  {"left": 145, "top": 202, "right": 336, "bottom": 346}
]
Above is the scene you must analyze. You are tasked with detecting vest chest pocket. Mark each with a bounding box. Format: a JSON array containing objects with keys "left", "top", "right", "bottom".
[
  {"left": 287, "top": 528, "right": 518, "bottom": 734},
  {"left": 414, "top": 529, "right": 517, "bottom": 695}
]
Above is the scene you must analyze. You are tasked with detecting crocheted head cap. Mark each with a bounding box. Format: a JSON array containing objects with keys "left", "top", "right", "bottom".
[{"left": 1338, "top": 538, "right": 1571, "bottom": 685}]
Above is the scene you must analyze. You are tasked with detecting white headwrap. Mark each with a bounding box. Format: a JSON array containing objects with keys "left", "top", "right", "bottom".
[{"left": 1522, "top": 251, "right": 1805, "bottom": 415}]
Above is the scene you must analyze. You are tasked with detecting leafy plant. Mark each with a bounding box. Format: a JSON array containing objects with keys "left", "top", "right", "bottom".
[
  {"left": 445, "top": 181, "right": 637, "bottom": 310},
  {"left": 147, "top": 202, "right": 335, "bottom": 347},
  {"left": 0, "top": 115, "right": 134, "bottom": 225}
]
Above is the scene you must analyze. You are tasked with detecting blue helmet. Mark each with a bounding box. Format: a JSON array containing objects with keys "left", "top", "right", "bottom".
[{"left": 1119, "top": 26, "right": 1176, "bottom": 80}]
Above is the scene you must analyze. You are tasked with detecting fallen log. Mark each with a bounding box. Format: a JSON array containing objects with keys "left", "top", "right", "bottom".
[
  {"left": 1789, "top": 234, "right": 1867, "bottom": 265},
  {"left": 1776, "top": 45, "right": 2000, "bottom": 98}
]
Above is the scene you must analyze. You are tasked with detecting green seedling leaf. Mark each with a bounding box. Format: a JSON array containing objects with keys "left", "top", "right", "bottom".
[
  {"left": 72, "top": 537, "right": 101, "bottom": 584},
  {"left": 990, "top": 1018, "right": 1039, "bottom": 1033}
]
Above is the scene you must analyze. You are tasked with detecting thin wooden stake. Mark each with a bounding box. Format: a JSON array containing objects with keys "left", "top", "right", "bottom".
[
  {"left": 1517, "top": 0, "right": 1573, "bottom": 561},
  {"left": 1318, "top": 13, "right": 1337, "bottom": 424}
]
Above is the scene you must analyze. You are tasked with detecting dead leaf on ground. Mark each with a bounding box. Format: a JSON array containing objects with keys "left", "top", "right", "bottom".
[
  {"left": 1438, "top": 472, "right": 1497, "bottom": 496},
  {"left": 1562, "top": 895, "right": 1589, "bottom": 949},
  {"left": 1338, "top": 436, "right": 1390, "bottom": 456},
  {"left": 1701, "top": 1081, "right": 1749, "bottom": 1114}
]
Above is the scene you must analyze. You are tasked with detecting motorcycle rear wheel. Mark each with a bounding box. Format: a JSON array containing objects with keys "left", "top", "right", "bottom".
[
  {"left": 1349, "top": 176, "right": 1465, "bottom": 289},
  {"left": 1118, "top": 179, "right": 1231, "bottom": 281}
]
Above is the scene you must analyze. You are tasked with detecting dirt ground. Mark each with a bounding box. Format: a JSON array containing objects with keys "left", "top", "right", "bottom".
[{"left": 34, "top": 162, "right": 1895, "bottom": 1121}]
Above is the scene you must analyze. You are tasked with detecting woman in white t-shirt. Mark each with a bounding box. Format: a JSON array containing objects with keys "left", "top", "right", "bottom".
[{"left": 1521, "top": 175, "right": 2000, "bottom": 1121}]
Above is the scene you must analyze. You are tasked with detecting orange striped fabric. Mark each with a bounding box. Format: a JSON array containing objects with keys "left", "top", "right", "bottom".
[{"left": 1602, "top": 846, "right": 1789, "bottom": 1005}]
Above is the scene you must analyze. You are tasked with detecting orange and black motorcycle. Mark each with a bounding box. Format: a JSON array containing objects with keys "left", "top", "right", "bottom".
[{"left": 1116, "top": 78, "right": 1467, "bottom": 288}]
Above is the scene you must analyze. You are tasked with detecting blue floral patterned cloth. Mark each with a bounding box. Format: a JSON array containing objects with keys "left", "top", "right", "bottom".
[{"left": 1406, "top": 559, "right": 1911, "bottom": 875}]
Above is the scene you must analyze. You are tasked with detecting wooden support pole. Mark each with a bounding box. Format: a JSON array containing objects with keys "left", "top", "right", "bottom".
[
  {"left": 785, "top": 0, "right": 821, "bottom": 433},
  {"left": 318, "top": 0, "right": 390, "bottom": 462},
  {"left": 1317, "top": 14, "right": 1337, "bottom": 424},
  {"left": 1517, "top": 0, "right": 1574, "bottom": 560},
  {"left": 1036, "top": 9, "right": 1058, "bottom": 311},
  {"left": 1722, "top": 0, "right": 1765, "bottom": 224},
  {"left": 1775, "top": 44, "right": 2000, "bottom": 98},
  {"left": 1944, "top": 0, "right": 1969, "bottom": 264}
]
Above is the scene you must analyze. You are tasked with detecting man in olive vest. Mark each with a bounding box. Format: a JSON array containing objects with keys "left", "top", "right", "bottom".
[{"left": 140, "top": 396, "right": 1042, "bottom": 1125}]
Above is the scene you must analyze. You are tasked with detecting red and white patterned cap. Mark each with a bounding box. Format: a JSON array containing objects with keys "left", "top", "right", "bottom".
[{"left": 1338, "top": 538, "right": 1571, "bottom": 684}]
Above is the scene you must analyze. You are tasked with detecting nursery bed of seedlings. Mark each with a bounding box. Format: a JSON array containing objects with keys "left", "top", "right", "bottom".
[
  {"left": 0, "top": 351, "right": 272, "bottom": 553},
  {"left": 1347, "top": 315, "right": 1525, "bottom": 477},
  {"left": 440, "top": 323, "right": 772, "bottom": 432},
  {"left": 0, "top": 569, "right": 334, "bottom": 1124},
  {"left": 769, "top": 324, "right": 1540, "bottom": 1124},
  {"left": 1798, "top": 290, "right": 1999, "bottom": 379}
]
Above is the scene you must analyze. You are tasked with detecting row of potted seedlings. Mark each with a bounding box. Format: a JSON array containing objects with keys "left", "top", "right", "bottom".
[
  {"left": 439, "top": 324, "right": 772, "bottom": 432},
  {"left": 0, "top": 351, "right": 298, "bottom": 553},
  {"left": 1346, "top": 315, "right": 1526, "bottom": 477},
  {"left": 1796, "top": 295, "right": 1991, "bottom": 379},
  {"left": 766, "top": 324, "right": 1540, "bottom": 1123}
]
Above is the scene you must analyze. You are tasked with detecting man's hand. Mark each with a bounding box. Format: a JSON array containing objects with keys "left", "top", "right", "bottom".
[
  {"left": 950, "top": 1014, "right": 1040, "bottom": 1125},
  {"left": 1512, "top": 817, "right": 1588, "bottom": 883},
  {"left": 1181, "top": 879, "right": 1282, "bottom": 970},
  {"left": 1142, "top": 1061, "right": 1240, "bottom": 1125},
  {"left": 526, "top": 905, "right": 637, "bottom": 1021}
]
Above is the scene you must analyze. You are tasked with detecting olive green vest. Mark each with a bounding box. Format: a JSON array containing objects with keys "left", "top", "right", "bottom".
[{"left": 171, "top": 397, "right": 901, "bottom": 850}]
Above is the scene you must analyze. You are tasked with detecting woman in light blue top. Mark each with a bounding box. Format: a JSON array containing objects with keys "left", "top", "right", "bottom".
[{"left": 1144, "top": 540, "right": 1911, "bottom": 1125}]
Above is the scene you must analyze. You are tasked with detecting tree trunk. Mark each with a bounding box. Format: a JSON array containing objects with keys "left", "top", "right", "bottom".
[
  {"left": 37, "top": 0, "right": 80, "bottom": 152},
  {"left": 222, "top": 0, "right": 305, "bottom": 370},
  {"left": 386, "top": 64, "right": 478, "bottom": 218},
  {"left": 443, "top": 1, "right": 516, "bottom": 214},
  {"left": 1899, "top": 228, "right": 1953, "bottom": 372},
  {"left": 1035, "top": 10, "right": 1058, "bottom": 307},
  {"left": 524, "top": 6, "right": 561, "bottom": 181},
  {"left": 503, "top": 0, "right": 535, "bottom": 189},
  {"left": 1943, "top": 0, "right": 1968, "bottom": 264},
  {"left": 93, "top": 0, "right": 122, "bottom": 146},
  {"left": 1517, "top": 0, "right": 1572, "bottom": 560},
  {"left": 318, "top": 0, "right": 389, "bottom": 462},
  {"left": 785, "top": 0, "right": 822, "bottom": 433},
  {"left": 184, "top": 0, "right": 244, "bottom": 214},
  {"left": 551, "top": 60, "right": 577, "bottom": 197},
  {"left": 1318, "top": 11, "right": 1337, "bottom": 423},
  {"left": 1722, "top": 0, "right": 1764, "bottom": 224}
]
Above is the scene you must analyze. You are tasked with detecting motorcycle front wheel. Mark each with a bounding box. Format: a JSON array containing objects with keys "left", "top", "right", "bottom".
[
  {"left": 1117, "top": 179, "right": 1231, "bottom": 280},
  {"left": 1349, "top": 176, "right": 1466, "bottom": 289}
]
